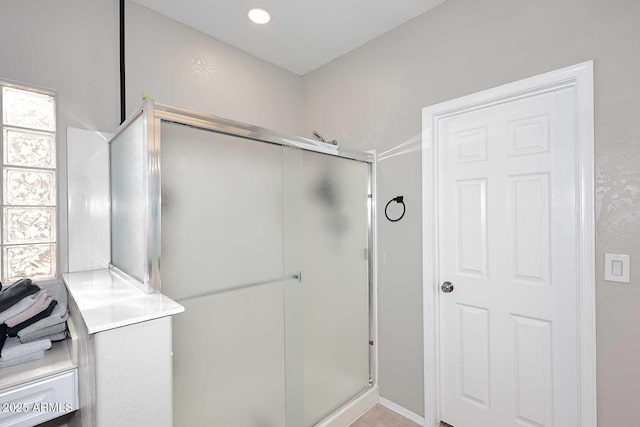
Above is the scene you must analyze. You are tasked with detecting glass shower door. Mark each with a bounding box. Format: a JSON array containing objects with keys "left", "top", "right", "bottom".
[
  {"left": 159, "top": 121, "right": 300, "bottom": 427},
  {"left": 282, "top": 147, "right": 372, "bottom": 425},
  {"left": 300, "top": 151, "right": 371, "bottom": 425},
  {"left": 157, "top": 120, "right": 371, "bottom": 426}
]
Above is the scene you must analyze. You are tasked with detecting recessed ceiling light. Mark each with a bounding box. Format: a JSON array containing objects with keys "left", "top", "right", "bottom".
[{"left": 248, "top": 8, "right": 270, "bottom": 24}]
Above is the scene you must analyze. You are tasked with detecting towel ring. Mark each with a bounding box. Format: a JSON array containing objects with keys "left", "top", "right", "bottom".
[{"left": 385, "top": 196, "right": 405, "bottom": 222}]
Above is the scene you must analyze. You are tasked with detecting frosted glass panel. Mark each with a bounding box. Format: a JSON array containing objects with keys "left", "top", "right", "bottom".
[
  {"left": 3, "top": 243, "right": 55, "bottom": 281},
  {"left": 156, "top": 120, "right": 370, "bottom": 426},
  {"left": 3, "top": 127, "right": 56, "bottom": 168},
  {"left": 160, "top": 122, "right": 284, "bottom": 300},
  {"left": 4, "top": 167, "right": 56, "bottom": 206},
  {"left": 171, "top": 281, "right": 293, "bottom": 427},
  {"left": 4, "top": 207, "right": 56, "bottom": 244},
  {"left": 110, "top": 114, "right": 145, "bottom": 281},
  {"left": 301, "top": 151, "right": 370, "bottom": 425},
  {"left": 282, "top": 147, "right": 304, "bottom": 427},
  {"left": 2, "top": 87, "right": 55, "bottom": 131}
]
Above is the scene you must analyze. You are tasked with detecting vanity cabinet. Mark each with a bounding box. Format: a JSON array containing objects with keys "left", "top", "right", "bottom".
[{"left": 64, "top": 269, "right": 183, "bottom": 427}]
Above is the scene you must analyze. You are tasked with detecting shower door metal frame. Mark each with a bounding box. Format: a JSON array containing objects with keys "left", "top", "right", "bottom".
[
  {"left": 112, "top": 99, "right": 378, "bottom": 419},
  {"left": 107, "top": 99, "right": 159, "bottom": 293}
]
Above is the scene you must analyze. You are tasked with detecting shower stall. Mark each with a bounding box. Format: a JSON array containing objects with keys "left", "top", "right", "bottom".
[{"left": 108, "top": 100, "right": 376, "bottom": 426}]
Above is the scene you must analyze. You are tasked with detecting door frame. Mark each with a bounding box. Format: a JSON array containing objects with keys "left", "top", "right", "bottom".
[{"left": 421, "top": 61, "right": 595, "bottom": 427}]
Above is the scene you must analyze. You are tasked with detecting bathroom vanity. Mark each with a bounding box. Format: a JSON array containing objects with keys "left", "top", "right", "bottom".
[{"left": 63, "top": 269, "right": 183, "bottom": 427}]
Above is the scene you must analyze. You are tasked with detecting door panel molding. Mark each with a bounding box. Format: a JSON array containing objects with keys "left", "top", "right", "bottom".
[{"left": 422, "top": 61, "right": 595, "bottom": 427}]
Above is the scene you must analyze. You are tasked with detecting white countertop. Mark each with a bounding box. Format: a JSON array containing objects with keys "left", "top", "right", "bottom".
[{"left": 62, "top": 269, "right": 184, "bottom": 334}]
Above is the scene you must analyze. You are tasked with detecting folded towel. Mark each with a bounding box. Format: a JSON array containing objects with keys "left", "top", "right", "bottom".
[
  {"left": 0, "top": 350, "right": 45, "bottom": 368},
  {"left": 40, "top": 281, "right": 67, "bottom": 308},
  {"left": 17, "top": 283, "right": 69, "bottom": 335},
  {"left": 1, "top": 337, "right": 51, "bottom": 361},
  {"left": 7, "top": 300, "right": 57, "bottom": 336},
  {"left": 36, "top": 331, "right": 66, "bottom": 342},
  {"left": 17, "top": 308, "right": 68, "bottom": 335},
  {"left": 0, "top": 291, "right": 42, "bottom": 324},
  {"left": 0, "top": 324, "right": 7, "bottom": 353},
  {"left": 5, "top": 292, "right": 51, "bottom": 328},
  {"left": 19, "top": 322, "right": 67, "bottom": 343},
  {"left": 0, "top": 279, "right": 39, "bottom": 313}
]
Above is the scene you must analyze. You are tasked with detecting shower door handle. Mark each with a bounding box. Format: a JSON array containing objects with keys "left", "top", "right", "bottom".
[{"left": 176, "top": 272, "right": 303, "bottom": 302}]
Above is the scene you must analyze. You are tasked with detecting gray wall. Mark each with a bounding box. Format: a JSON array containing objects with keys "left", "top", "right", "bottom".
[
  {"left": 125, "top": 1, "right": 303, "bottom": 135},
  {"left": 0, "top": 0, "right": 120, "bottom": 132},
  {"left": 303, "top": 0, "right": 640, "bottom": 422}
]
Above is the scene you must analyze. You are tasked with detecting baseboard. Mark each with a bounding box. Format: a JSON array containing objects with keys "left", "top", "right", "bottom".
[
  {"left": 316, "top": 386, "right": 379, "bottom": 427},
  {"left": 378, "top": 397, "right": 425, "bottom": 426}
]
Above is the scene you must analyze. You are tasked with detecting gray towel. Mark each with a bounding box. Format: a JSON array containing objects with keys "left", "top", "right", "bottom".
[
  {"left": 0, "top": 350, "right": 45, "bottom": 368},
  {"left": 16, "top": 308, "right": 69, "bottom": 335},
  {"left": 0, "top": 279, "right": 39, "bottom": 312},
  {"left": 5, "top": 292, "right": 51, "bottom": 327},
  {"left": 0, "top": 291, "right": 42, "bottom": 324},
  {"left": 16, "top": 281, "right": 69, "bottom": 336},
  {"left": 36, "top": 331, "right": 67, "bottom": 342},
  {"left": 19, "top": 322, "right": 67, "bottom": 343},
  {"left": 1, "top": 337, "right": 51, "bottom": 361}
]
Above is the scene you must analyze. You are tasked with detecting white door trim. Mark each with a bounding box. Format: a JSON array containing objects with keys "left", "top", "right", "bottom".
[{"left": 421, "top": 61, "right": 595, "bottom": 427}]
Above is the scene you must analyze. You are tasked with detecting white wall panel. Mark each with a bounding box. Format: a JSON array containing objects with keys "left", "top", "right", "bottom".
[{"left": 67, "top": 127, "right": 111, "bottom": 272}]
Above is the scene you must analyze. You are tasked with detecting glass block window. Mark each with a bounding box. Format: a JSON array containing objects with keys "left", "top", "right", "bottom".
[{"left": 0, "top": 84, "right": 56, "bottom": 281}]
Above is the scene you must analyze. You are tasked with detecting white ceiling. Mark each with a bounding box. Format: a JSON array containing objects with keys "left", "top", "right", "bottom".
[{"left": 131, "top": 0, "right": 446, "bottom": 75}]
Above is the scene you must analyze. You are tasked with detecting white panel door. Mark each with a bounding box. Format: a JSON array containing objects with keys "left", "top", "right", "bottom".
[{"left": 438, "top": 88, "right": 578, "bottom": 427}]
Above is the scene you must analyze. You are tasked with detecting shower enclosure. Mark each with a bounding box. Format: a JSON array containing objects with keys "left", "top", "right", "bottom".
[{"left": 108, "top": 100, "right": 375, "bottom": 426}]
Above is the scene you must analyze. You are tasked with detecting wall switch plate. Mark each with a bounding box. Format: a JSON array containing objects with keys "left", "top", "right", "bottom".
[{"left": 605, "top": 253, "right": 630, "bottom": 283}]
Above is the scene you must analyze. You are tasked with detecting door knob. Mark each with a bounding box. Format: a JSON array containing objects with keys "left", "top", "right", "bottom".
[{"left": 441, "top": 281, "right": 454, "bottom": 293}]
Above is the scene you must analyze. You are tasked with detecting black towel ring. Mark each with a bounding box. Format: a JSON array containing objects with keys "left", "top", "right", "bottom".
[{"left": 385, "top": 196, "right": 405, "bottom": 222}]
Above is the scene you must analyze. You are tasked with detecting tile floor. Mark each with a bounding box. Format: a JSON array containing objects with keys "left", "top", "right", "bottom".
[
  {"left": 351, "top": 404, "right": 421, "bottom": 427},
  {"left": 351, "top": 405, "right": 453, "bottom": 427}
]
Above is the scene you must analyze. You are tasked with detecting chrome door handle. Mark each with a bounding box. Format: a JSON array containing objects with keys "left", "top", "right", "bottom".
[{"left": 441, "top": 281, "right": 454, "bottom": 293}]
